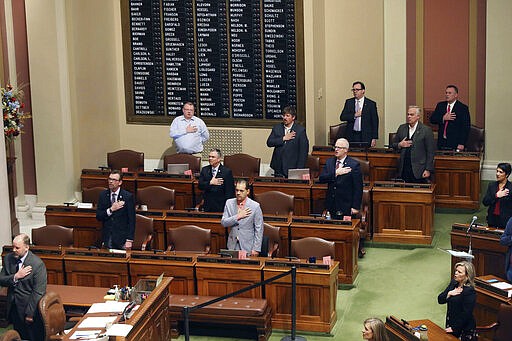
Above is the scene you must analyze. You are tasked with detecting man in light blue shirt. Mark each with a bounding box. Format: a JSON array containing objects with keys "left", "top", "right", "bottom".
[{"left": 169, "top": 102, "right": 209, "bottom": 154}]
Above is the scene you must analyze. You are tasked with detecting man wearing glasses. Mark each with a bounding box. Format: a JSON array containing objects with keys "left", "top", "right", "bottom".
[
  {"left": 96, "top": 170, "right": 136, "bottom": 249},
  {"left": 340, "top": 81, "right": 379, "bottom": 148},
  {"left": 319, "top": 138, "right": 363, "bottom": 219}
]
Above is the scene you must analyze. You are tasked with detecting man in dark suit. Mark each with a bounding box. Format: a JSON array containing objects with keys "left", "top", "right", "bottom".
[
  {"left": 319, "top": 138, "right": 363, "bottom": 219},
  {"left": 198, "top": 148, "right": 235, "bottom": 212},
  {"left": 429, "top": 85, "right": 471, "bottom": 151},
  {"left": 96, "top": 170, "right": 136, "bottom": 249},
  {"left": 393, "top": 106, "right": 435, "bottom": 183},
  {"left": 340, "top": 81, "right": 379, "bottom": 147},
  {"left": 0, "top": 233, "right": 47, "bottom": 341},
  {"left": 267, "top": 105, "right": 309, "bottom": 177}
]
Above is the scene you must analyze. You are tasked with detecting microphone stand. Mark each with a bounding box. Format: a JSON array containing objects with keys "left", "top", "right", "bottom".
[{"left": 467, "top": 224, "right": 473, "bottom": 262}]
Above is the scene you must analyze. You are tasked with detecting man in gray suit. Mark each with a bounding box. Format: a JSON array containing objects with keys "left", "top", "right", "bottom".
[
  {"left": 221, "top": 179, "right": 264, "bottom": 255},
  {"left": 0, "top": 233, "right": 47, "bottom": 340},
  {"left": 392, "top": 106, "right": 435, "bottom": 183}
]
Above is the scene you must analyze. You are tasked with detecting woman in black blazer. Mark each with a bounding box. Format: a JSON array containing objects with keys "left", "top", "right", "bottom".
[
  {"left": 483, "top": 162, "right": 512, "bottom": 228},
  {"left": 438, "top": 261, "right": 476, "bottom": 340}
]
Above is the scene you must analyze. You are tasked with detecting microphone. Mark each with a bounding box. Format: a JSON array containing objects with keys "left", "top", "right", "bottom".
[{"left": 466, "top": 216, "right": 477, "bottom": 234}]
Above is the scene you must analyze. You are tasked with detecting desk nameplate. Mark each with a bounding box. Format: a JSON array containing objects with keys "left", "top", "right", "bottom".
[
  {"left": 130, "top": 252, "right": 194, "bottom": 262},
  {"left": 452, "top": 223, "right": 503, "bottom": 237},
  {"left": 292, "top": 217, "right": 351, "bottom": 225},
  {"left": 253, "top": 176, "right": 309, "bottom": 185},
  {"left": 137, "top": 171, "right": 192, "bottom": 180},
  {"left": 64, "top": 249, "right": 127, "bottom": 259},
  {"left": 197, "top": 256, "right": 260, "bottom": 266},
  {"left": 265, "top": 260, "right": 330, "bottom": 270}
]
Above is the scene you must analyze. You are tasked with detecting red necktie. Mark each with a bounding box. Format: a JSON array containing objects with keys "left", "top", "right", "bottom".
[
  {"left": 443, "top": 103, "right": 450, "bottom": 139},
  {"left": 336, "top": 160, "right": 341, "bottom": 170}
]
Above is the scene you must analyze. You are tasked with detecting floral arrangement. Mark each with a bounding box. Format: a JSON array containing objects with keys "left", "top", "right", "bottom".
[{"left": 2, "top": 84, "right": 26, "bottom": 140}]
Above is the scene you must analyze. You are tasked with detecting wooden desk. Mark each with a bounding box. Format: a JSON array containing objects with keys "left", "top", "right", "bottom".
[
  {"left": 263, "top": 259, "right": 339, "bottom": 333},
  {"left": 81, "top": 168, "right": 136, "bottom": 194},
  {"left": 45, "top": 205, "right": 101, "bottom": 248},
  {"left": 474, "top": 275, "right": 512, "bottom": 341},
  {"left": 386, "top": 317, "right": 458, "bottom": 340},
  {"left": 372, "top": 182, "right": 435, "bottom": 244},
  {"left": 290, "top": 216, "right": 358, "bottom": 284},
  {"left": 129, "top": 251, "right": 196, "bottom": 295},
  {"left": 195, "top": 255, "right": 264, "bottom": 298},
  {"left": 63, "top": 248, "right": 130, "bottom": 288},
  {"left": 450, "top": 224, "right": 506, "bottom": 278},
  {"left": 165, "top": 210, "right": 226, "bottom": 253},
  {"left": 434, "top": 151, "right": 481, "bottom": 209},
  {"left": 252, "top": 177, "right": 312, "bottom": 216},
  {"left": 137, "top": 171, "right": 195, "bottom": 209},
  {"left": 64, "top": 277, "right": 172, "bottom": 341},
  {"left": 2, "top": 245, "right": 65, "bottom": 285},
  {"left": 47, "top": 284, "right": 110, "bottom": 307}
]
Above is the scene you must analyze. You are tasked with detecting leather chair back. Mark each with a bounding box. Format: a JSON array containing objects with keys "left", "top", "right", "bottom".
[
  {"left": 254, "top": 190, "right": 294, "bottom": 216},
  {"left": 133, "top": 214, "right": 154, "bottom": 251},
  {"left": 291, "top": 237, "right": 335, "bottom": 259},
  {"left": 389, "top": 132, "right": 397, "bottom": 148},
  {"left": 355, "top": 189, "right": 372, "bottom": 239},
  {"left": 494, "top": 304, "right": 512, "bottom": 341},
  {"left": 32, "top": 225, "right": 74, "bottom": 247},
  {"left": 137, "top": 186, "right": 175, "bottom": 210},
  {"left": 262, "top": 223, "right": 281, "bottom": 257},
  {"left": 0, "top": 330, "right": 21, "bottom": 341},
  {"left": 465, "top": 125, "right": 485, "bottom": 153},
  {"left": 167, "top": 225, "right": 211, "bottom": 253},
  {"left": 306, "top": 155, "right": 320, "bottom": 180},
  {"left": 351, "top": 156, "right": 370, "bottom": 182},
  {"left": 107, "top": 149, "right": 144, "bottom": 172},
  {"left": 163, "top": 153, "right": 201, "bottom": 174},
  {"left": 224, "top": 153, "right": 261, "bottom": 178},
  {"left": 82, "top": 186, "right": 106, "bottom": 206},
  {"left": 329, "top": 122, "right": 348, "bottom": 146},
  {"left": 39, "top": 291, "right": 66, "bottom": 340}
]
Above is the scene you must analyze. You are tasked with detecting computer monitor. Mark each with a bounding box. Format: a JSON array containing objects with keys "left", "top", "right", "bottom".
[
  {"left": 288, "top": 168, "right": 310, "bottom": 180},
  {"left": 167, "top": 163, "right": 189, "bottom": 174}
]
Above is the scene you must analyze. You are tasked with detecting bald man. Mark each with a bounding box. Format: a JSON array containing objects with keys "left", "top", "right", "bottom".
[{"left": 0, "top": 233, "right": 47, "bottom": 340}]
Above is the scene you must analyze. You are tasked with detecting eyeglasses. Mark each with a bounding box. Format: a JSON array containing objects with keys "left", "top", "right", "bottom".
[
  {"left": 334, "top": 146, "right": 348, "bottom": 150},
  {"left": 108, "top": 177, "right": 120, "bottom": 182},
  {"left": 351, "top": 88, "right": 363, "bottom": 92}
]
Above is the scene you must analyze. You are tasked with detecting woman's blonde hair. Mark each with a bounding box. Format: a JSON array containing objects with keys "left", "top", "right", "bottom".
[
  {"left": 455, "top": 261, "right": 475, "bottom": 287},
  {"left": 364, "top": 317, "right": 389, "bottom": 341}
]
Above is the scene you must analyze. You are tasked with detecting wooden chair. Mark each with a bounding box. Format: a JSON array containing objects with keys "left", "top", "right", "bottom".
[
  {"left": 163, "top": 153, "right": 201, "bottom": 174},
  {"left": 261, "top": 223, "right": 281, "bottom": 258},
  {"left": 291, "top": 237, "right": 335, "bottom": 260},
  {"left": 254, "top": 190, "right": 294, "bottom": 217},
  {"left": 306, "top": 155, "right": 320, "bottom": 180},
  {"left": 477, "top": 303, "right": 512, "bottom": 341},
  {"left": 0, "top": 330, "right": 21, "bottom": 341},
  {"left": 39, "top": 291, "right": 78, "bottom": 340},
  {"left": 353, "top": 189, "right": 371, "bottom": 258},
  {"left": 167, "top": 225, "right": 211, "bottom": 253},
  {"left": 388, "top": 132, "right": 397, "bottom": 148},
  {"left": 329, "top": 122, "right": 347, "bottom": 146},
  {"left": 133, "top": 214, "right": 154, "bottom": 251},
  {"left": 32, "top": 225, "right": 74, "bottom": 247},
  {"left": 137, "top": 186, "right": 175, "bottom": 210},
  {"left": 81, "top": 186, "right": 106, "bottom": 206},
  {"left": 224, "top": 153, "right": 261, "bottom": 178},
  {"left": 107, "top": 149, "right": 144, "bottom": 172},
  {"left": 465, "top": 125, "right": 485, "bottom": 153},
  {"left": 351, "top": 156, "right": 370, "bottom": 182}
]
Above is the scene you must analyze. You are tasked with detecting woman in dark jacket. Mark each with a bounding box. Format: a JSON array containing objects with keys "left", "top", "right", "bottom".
[
  {"left": 483, "top": 162, "right": 512, "bottom": 228},
  {"left": 438, "top": 261, "right": 476, "bottom": 340}
]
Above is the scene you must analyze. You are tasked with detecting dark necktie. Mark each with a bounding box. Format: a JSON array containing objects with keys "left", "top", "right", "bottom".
[
  {"left": 443, "top": 103, "right": 450, "bottom": 138},
  {"left": 16, "top": 259, "right": 22, "bottom": 271},
  {"left": 111, "top": 193, "right": 117, "bottom": 204}
]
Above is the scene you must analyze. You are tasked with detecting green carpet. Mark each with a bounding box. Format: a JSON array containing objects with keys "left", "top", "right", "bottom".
[{"left": 1, "top": 182, "right": 490, "bottom": 340}]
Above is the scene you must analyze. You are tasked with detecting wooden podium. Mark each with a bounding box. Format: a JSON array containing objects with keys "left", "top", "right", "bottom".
[{"left": 372, "top": 181, "right": 435, "bottom": 244}]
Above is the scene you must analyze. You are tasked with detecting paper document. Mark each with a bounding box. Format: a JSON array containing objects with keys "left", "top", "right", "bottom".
[
  {"left": 491, "top": 282, "right": 512, "bottom": 290},
  {"left": 69, "top": 329, "right": 102, "bottom": 339},
  {"left": 106, "top": 324, "right": 133, "bottom": 336},
  {"left": 78, "top": 316, "right": 117, "bottom": 328},
  {"left": 439, "top": 249, "right": 475, "bottom": 259},
  {"left": 87, "top": 301, "right": 130, "bottom": 314}
]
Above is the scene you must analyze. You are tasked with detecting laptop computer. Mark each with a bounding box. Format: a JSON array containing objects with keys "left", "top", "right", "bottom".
[
  {"left": 167, "top": 163, "right": 189, "bottom": 174},
  {"left": 288, "top": 168, "right": 310, "bottom": 180}
]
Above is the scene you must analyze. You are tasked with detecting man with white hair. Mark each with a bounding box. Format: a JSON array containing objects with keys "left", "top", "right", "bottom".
[{"left": 392, "top": 106, "right": 435, "bottom": 183}]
